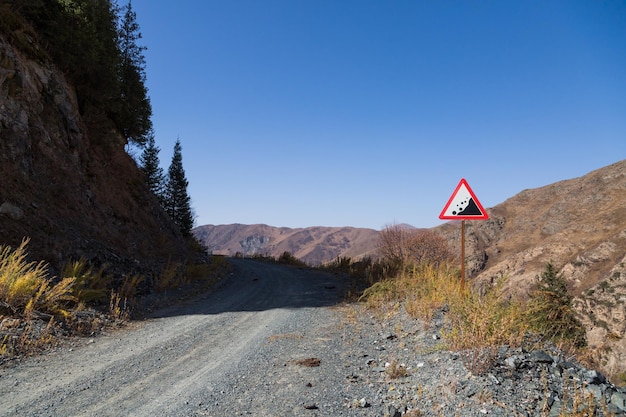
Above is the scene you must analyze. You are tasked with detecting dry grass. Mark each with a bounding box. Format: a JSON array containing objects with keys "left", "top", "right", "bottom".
[
  {"left": 62, "top": 259, "right": 110, "bottom": 303},
  {"left": 109, "top": 290, "right": 131, "bottom": 323},
  {"left": 385, "top": 359, "right": 410, "bottom": 379},
  {"left": 443, "top": 278, "right": 528, "bottom": 351},
  {"left": 156, "top": 259, "right": 182, "bottom": 291},
  {"left": 541, "top": 371, "right": 617, "bottom": 417},
  {"left": 155, "top": 255, "right": 229, "bottom": 292},
  {"left": 0, "top": 238, "right": 76, "bottom": 318},
  {"left": 360, "top": 263, "right": 528, "bottom": 352},
  {"left": 0, "top": 240, "right": 141, "bottom": 359}
]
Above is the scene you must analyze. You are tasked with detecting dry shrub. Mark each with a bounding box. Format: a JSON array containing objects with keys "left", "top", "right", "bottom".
[{"left": 377, "top": 224, "right": 455, "bottom": 270}]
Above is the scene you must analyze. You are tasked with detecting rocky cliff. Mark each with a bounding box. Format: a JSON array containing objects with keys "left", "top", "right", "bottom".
[{"left": 0, "top": 15, "right": 188, "bottom": 278}]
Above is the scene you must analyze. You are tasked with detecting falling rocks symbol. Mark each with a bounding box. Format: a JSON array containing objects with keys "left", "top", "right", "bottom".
[{"left": 453, "top": 198, "right": 482, "bottom": 216}]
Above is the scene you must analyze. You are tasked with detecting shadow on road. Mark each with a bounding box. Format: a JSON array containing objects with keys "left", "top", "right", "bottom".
[{"left": 146, "top": 258, "right": 351, "bottom": 319}]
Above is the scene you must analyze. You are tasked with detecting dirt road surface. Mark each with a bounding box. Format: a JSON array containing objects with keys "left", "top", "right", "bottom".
[{"left": 0, "top": 259, "right": 357, "bottom": 417}]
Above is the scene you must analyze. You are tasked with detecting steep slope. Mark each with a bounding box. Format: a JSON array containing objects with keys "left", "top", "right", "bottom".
[
  {"left": 435, "top": 159, "right": 625, "bottom": 294},
  {"left": 436, "top": 159, "right": 626, "bottom": 377},
  {"left": 193, "top": 224, "right": 379, "bottom": 265},
  {"left": 0, "top": 12, "right": 188, "bottom": 278}
]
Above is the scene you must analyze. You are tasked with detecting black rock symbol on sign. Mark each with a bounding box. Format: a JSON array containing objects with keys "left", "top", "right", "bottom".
[{"left": 452, "top": 197, "right": 482, "bottom": 216}]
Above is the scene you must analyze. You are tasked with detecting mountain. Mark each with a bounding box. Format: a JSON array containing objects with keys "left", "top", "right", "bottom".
[{"left": 193, "top": 224, "right": 380, "bottom": 266}]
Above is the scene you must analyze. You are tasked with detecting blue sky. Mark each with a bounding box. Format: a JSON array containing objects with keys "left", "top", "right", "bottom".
[{"left": 131, "top": 0, "right": 626, "bottom": 230}]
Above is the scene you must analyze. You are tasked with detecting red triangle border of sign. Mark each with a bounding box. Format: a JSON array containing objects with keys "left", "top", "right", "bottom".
[{"left": 439, "top": 178, "right": 489, "bottom": 220}]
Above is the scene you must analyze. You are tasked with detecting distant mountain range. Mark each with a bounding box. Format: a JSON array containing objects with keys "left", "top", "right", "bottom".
[{"left": 193, "top": 223, "right": 379, "bottom": 266}]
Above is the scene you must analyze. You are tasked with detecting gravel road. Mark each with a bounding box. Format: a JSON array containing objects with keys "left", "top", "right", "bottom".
[
  {"left": 3, "top": 259, "right": 625, "bottom": 417},
  {"left": 0, "top": 259, "right": 358, "bottom": 417}
]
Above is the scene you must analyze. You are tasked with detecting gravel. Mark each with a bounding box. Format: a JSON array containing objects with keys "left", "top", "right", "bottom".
[{"left": 1, "top": 258, "right": 625, "bottom": 416}]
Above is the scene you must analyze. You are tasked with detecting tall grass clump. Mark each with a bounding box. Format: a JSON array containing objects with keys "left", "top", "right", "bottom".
[
  {"left": 0, "top": 239, "right": 76, "bottom": 318},
  {"left": 360, "top": 263, "right": 464, "bottom": 320},
  {"left": 443, "top": 278, "right": 528, "bottom": 350},
  {"left": 61, "top": 258, "right": 110, "bottom": 304},
  {"left": 0, "top": 239, "right": 49, "bottom": 312}
]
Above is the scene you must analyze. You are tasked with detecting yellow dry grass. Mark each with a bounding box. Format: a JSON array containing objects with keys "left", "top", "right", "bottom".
[
  {"left": 0, "top": 239, "right": 77, "bottom": 318},
  {"left": 359, "top": 262, "right": 529, "bottom": 352}
]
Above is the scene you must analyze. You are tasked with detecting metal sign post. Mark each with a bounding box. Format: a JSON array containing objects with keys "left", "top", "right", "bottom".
[
  {"left": 461, "top": 220, "right": 465, "bottom": 287},
  {"left": 439, "top": 179, "right": 489, "bottom": 288}
]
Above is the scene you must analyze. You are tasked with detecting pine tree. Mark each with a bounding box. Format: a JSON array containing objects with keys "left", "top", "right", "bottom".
[
  {"left": 139, "top": 129, "right": 165, "bottom": 203},
  {"left": 527, "top": 262, "right": 587, "bottom": 347},
  {"left": 116, "top": 0, "right": 152, "bottom": 146},
  {"left": 164, "top": 139, "right": 194, "bottom": 237}
]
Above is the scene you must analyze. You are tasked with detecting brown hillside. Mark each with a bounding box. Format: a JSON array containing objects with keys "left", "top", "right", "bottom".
[
  {"left": 193, "top": 224, "right": 379, "bottom": 266},
  {"left": 436, "top": 159, "right": 626, "bottom": 296},
  {"left": 436, "top": 159, "right": 626, "bottom": 377}
]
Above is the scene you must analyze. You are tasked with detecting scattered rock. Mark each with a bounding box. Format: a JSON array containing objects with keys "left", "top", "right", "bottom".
[
  {"left": 303, "top": 402, "right": 318, "bottom": 410},
  {"left": 0, "top": 202, "right": 23, "bottom": 220},
  {"left": 293, "top": 358, "right": 321, "bottom": 367},
  {"left": 0, "top": 318, "right": 21, "bottom": 330}
]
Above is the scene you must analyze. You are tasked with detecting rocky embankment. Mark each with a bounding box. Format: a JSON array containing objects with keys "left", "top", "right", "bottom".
[{"left": 340, "top": 305, "right": 626, "bottom": 416}]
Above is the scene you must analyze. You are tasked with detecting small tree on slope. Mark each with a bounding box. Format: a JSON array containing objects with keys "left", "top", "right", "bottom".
[
  {"left": 139, "top": 129, "right": 165, "bottom": 205},
  {"left": 527, "top": 262, "right": 586, "bottom": 348},
  {"left": 164, "top": 138, "right": 194, "bottom": 237}
]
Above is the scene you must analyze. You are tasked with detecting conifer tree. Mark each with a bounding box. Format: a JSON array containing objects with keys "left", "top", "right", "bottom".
[
  {"left": 527, "top": 262, "right": 586, "bottom": 347},
  {"left": 116, "top": 0, "right": 152, "bottom": 146},
  {"left": 139, "top": 129, "right": 165, "bottom": 203},
  {"left": 164, "top": 139, "right": 194, "bottom": 237}
]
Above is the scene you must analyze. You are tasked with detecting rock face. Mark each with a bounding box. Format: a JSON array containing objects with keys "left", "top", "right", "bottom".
[
  {"left": 0, "top": 24, "right": 187, "bottom": 276},
  {"left": 193, "top": 223, "right": 380, "bottom": 265}
]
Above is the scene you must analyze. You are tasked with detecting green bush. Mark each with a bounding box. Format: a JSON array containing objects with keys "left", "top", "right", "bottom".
[
  {"left": 277, "top": 251, "right": 307, "bottom": 267},
  {"left": 527, "top": 262, "right": 587, "bottom": 348}
]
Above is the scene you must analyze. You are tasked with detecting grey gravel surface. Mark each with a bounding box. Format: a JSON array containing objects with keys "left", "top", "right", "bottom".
[{"left": 1, "top": 258, "right": 625, "bottom": 417}]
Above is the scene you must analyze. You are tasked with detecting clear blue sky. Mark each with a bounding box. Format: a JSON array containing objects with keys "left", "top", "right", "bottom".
[{"left": 131, "top": 0, "right": 626, "bottom": 230}]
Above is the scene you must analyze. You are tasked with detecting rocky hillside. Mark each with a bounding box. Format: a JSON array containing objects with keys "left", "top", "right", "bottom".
[
  {"left": 435, "top": 159, "right": 626, "bottom": 379},
  {"left": 193, "top": 223, "right": 379, "bottom": 265},
  {"left": 0, "top": 9, "right": 189, "bottom": 278}
]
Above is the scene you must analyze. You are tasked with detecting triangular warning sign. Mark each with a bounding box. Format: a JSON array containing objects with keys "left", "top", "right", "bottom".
[{"left": 439, "top": 178, "right": 489, "bottom": 220}]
